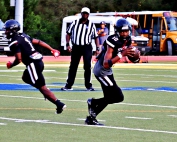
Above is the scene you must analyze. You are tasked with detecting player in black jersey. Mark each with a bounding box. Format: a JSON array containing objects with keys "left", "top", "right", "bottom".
[
  {"left": 3, "top": 19, "right": 66, "bottom": 114},
  {"left": 85, "top": 18, "right": 140, "bottom": 125}
]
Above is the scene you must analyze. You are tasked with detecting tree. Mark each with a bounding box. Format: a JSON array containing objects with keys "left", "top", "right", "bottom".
[{"left": 0, "top": 0, "right": 11, "bottom": 21}]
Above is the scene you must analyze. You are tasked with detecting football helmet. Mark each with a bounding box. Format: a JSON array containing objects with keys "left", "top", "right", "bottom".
[
  {"left": 3, "top": 19, "right": 20, "bottom": 39},
  {"left": 114, "top": 18, "right": 132, "bottom": 41},
  {"left": 115, "top": 18, "right": 132, "bottom": 32}
]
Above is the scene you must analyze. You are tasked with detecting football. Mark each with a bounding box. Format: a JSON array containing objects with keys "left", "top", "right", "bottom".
[{"left": 127, "top": 47, "right": 140, "bottom": 63}]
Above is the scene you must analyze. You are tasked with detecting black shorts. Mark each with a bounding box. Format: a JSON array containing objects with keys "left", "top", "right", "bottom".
[{"left": 22, "top": 60, "right": 45, "bottom": 89}]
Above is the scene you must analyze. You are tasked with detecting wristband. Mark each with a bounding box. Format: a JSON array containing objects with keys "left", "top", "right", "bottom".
[
  {"left": 108, "top": 59, "right": 113, "bottom": 67},
  {"left": 66, "top": 43, "right": 69, "bottom": 46},
  {"left": 96, "top": 47, "right": 100, "bottom": 51},
  {"left": 117, "top": 52, "right": 122, "bottom": 59}
]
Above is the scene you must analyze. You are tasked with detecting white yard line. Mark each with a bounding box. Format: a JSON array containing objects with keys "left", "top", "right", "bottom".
[
  {"left": 0, "top": 117, "right": 177, "bottom": 135},
  {"left": 117, "top": 73, "right": 177, "bottom": 78},
  {"left": 0, "top": 122, "right": 6, "bottom": 125},
  {"left": 120, "top": 80, "right": 177, "bottom": 84},
  {"left": 119, "top": 102, "right": 177, "bottom": 109},
  {"left": 125, "top": 116, "right": 153, "bottom": 120},
  {"left": 168, "top": 115, "right": 177, "bottom": 118},
  {"left": 2, "top": 78, "right": 177, "bottom": 84},
  {"left": 77, "top": 118, "right": 106, "bottom": 122},
  {"left": 1, "top": 94, "right": 177, "bottom": 109},
  {"left": 0, "top": 94, "right": 86, "bottom": 102}
]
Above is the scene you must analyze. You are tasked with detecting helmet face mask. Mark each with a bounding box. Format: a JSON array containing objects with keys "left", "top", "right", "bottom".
[
  {"left": 4, "top": 29, "right": 12, "bottom": 39},
  {"left": 3, "top": 19, "right": 20, "bottom": 39}
]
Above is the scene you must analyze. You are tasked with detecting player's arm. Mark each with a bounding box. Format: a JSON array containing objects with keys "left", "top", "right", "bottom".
[
  {"left": 103, "top": 45, "right": 135, "bottom": 69},
  {"left": 14, "top": 52, "right": 22, "bottom": 65},
  {"left": 103, "top": 45, "right": 119, "bottom": 69},
  {"left": 7, "top": 52, "right": 22, "bottom": 69},
  {"left": 32, "top": 39, "right": 60, "bottom": 58},
  {"left": 32, "top": 39, "right": 53, "bottom": 51}
]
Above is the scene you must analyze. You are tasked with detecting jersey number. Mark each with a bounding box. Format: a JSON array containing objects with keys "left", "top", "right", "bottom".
[
  {"left": 24, "top": 37, "right": 35, "bottom": 51},
  {"left": 112, "top": 37, "right": 118, "bottom": 41}
]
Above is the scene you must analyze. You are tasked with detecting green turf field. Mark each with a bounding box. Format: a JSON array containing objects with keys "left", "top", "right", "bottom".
[{"left": 0, "top": 62, "right": 177, "bottom": 142}]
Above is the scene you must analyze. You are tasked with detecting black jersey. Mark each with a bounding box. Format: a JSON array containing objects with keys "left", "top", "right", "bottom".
[
  {"left": 103, "top": 34, "right": 131, "bottom": 58},
  {"left": 93, "top": 34, "right": 131, "bottom": 76},
  {"left": 9, "top": 33, "right": 42, "bottom": 65}
]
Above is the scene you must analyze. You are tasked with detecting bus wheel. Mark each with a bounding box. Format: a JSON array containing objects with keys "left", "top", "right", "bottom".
[{"left": 167, "top": 40, "right": 173, "bottom": 55}]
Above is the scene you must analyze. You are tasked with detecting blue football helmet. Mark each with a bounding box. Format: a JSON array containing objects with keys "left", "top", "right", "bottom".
[
  {"left": 114, "top": 18, "right": 132, "bottom": 41},
  {"left": 115, "top": 18, "right": 132, "bottom": 32},
  {"left": 3, "top": 19, "right": 20, "bottom": 39}
]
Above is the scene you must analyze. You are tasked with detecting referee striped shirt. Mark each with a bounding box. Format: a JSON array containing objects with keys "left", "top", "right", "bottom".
[{"left": 66, "top": 18, "right": 98, "bottom": 46}]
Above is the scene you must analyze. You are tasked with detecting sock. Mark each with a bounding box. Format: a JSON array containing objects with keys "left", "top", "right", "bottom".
[
  {"left": 55, "top": 99, "right": 65, "bottom": 107},
  {"left": 92, "top": 98, "right": 108, "bottom": 116}
]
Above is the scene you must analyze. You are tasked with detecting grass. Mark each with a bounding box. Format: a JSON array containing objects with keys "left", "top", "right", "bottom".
[{"left": 0, "top": 61, "right": 177, "bottom": 142}]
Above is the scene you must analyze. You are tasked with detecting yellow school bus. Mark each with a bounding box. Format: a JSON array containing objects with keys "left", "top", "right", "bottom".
[{"left": 91, "top": 11, "right": 177, "bottom": 55}]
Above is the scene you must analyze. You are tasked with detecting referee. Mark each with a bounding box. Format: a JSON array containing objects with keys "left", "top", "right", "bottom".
[{"left": 61, "top": 7, "right": 100, "bottom": 91}]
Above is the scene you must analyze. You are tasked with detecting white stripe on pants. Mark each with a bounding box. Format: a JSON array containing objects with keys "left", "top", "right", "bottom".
[{"left": 27, "top": 62, "right": 38, "bottom": 84}]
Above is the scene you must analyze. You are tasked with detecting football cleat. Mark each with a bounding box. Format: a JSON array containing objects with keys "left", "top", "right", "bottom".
[
  {"left": 85, "top": 116, "right": 104, "bottom": 126},
  {"left": 56, "top": 102, "right": 66, "bottom": 114}
]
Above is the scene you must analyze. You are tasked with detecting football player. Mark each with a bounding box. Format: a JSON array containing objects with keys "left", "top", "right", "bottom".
[
  {"left": 85, "top": 18, "right": 137, "bottom": 125},
  {"left": 4, "top": 19, "right": 66, "bottom": 114}
]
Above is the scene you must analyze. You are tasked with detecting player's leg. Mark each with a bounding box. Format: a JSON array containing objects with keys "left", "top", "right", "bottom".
[
  {"left": 22, "top": 61, "right": 66, "bottom": 113},
  {"left": 86, "top": 74, "right": 124, "bottom": 124},
  {"left": 22, "top": 69, "right": 35, "bottom": 87},
  {"left": 105, "top": 74, "right": 124, "bottom": 104},
  {"left": 39, "top": 85, "right": 66, "bottom": 114},
  {"left": 85, "top": 75, "right": 107, "bottom": 125}
]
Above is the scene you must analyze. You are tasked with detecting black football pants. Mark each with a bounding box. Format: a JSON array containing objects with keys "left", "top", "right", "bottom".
[
  {"left": 22, "top": 60, "right": 45, "bottom": 89},
  {"left": 92, "top": 74, "right": 124, "bottom": 116},
  {"left": 66, "top": 44, "right": 93, "bottom": 88}
]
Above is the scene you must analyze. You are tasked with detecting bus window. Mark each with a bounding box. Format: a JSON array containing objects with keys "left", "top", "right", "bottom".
[
  {"left": 153, "top": 17, "right": 161, "bottom": 35},
  {"left": 132, "top": 27, "right": 140, "bottom": 36},
  {"left": 152, "top": 17, "right": 161, "bottom": 47},
  {"left": 146, "top": 14, "right": 152, "bottom": 29},
  {"left": 166, "top": 17, "right": 177, "bottom": 31},
  {"left": 139, "top": 15, "right": 145, "bottom": 28}
]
